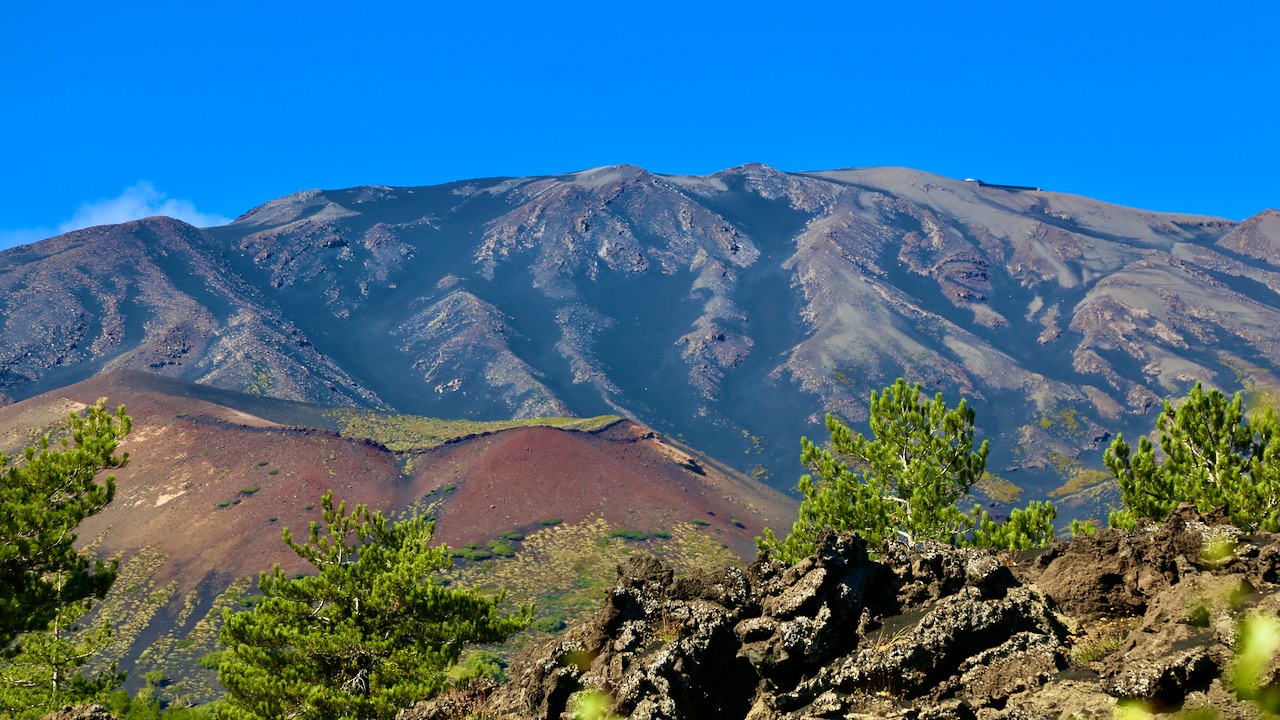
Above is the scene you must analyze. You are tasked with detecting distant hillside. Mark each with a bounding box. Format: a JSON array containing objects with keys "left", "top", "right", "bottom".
[
  {"left": 2, "top": 165, "right": 1279, "bottom": 502},
  {"left": 0, "top": 372, "right": 792, "bottom": 702}
]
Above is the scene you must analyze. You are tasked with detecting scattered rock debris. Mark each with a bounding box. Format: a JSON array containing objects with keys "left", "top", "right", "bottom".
[{"left": 401, "top": 505, "right": 1279, "bottom": 719}]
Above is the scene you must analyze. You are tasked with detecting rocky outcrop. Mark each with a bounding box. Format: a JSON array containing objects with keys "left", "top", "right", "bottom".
[
  {"left": 402, "top": 508, "right": 1280, "bottom": 719},
  {"left": 40, "top": 705, "right": 116, "bottom": 720}
]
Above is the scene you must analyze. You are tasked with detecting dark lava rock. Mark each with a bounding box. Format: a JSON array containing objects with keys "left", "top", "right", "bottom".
[
  {"left": 40, "top": 706, "right": 116, "bottom": 720},
  {"left": 401, "top": 507, "right": 1280, "bottom": 719}
]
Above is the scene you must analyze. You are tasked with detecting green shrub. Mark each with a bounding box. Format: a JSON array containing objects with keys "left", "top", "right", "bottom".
[
  {"left": 487, "top": 540, "right": 517, "bottom": 557},
  {"left": 257, "top": 461, "right": 269, "bottom": 467},
  {"left": 530, "top": 615, "right": 566, "bottom": 633},
  {"left": 456, "top": 650, "right": 507, "bottom": 684},
  {"left": 1106, "top": 382, "right": 1280, "bottom": 531},
  {"left": 219, "top": 500, "right": 231, "bottom": 508},
  {"left": 218, "top": 490, "right": 529, "bottom": 719},
  {"left": 609, "top": 529, "right": 648, "bottom": 541},
  {"left": 498, "top": 531, "right": 525, "bottom": 541},
  {"left": 1071, "top": 634, "right": 1123, "bottom": 665},
  {"left": 758, "top": 379, "right": 1056, "bottom": 564},
  {"left": 540, "top": 517, "right": 563, "bottom": 526},
  {"left": 450, "top": 548, "right": 493, "bottom": 562},
  {"left": 653, "top": 530, "right": 673, "bottom": 539},
  {"left": 268, "top": 469, "right": 280, "bottom": 476},
  {"left": 241, "top": 486, "right": 260, "bottom": 494},
  {"left": 196, "top": 651, "right": 225, "bottom": 669},
  {"left": 692, "top": 519, "right": 712, "bottom": 527}
]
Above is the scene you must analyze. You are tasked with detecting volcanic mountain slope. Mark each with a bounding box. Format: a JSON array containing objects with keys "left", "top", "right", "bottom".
[
  {"left": 1, "top": 371, "right": 790, "bottom": 581},
  {"left": 2, "top": 166, "right": 1279, "bottom": 496},
  {"left": 0, "top": 371, "right": 792, "bottom": 700}
]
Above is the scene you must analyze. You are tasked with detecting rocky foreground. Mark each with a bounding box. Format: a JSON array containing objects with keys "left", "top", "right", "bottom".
[{"left": 406, "top": 506, "right": 1280, "bottom": 719}]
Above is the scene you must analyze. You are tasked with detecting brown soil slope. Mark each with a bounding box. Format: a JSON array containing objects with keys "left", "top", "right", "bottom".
[
  {"left": 1, "top": 372, "right": 795, "bottom": 587},
  {"left": 413, "top": 421, "right": 795, "bottom": 555}
]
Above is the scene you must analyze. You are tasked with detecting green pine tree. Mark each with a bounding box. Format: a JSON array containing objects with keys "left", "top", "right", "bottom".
[
  {"left": 0, "top": 400, "right": 132, "bottom": 718},
  {"left": 1106, "top": 381, "right": 1280, "bottom": 531},
  {"left": 218, "top": 490, "right": 532, "bottom": 720},
  {"left": 758, "top": 379, "right": 1056, "bottom": 563}
]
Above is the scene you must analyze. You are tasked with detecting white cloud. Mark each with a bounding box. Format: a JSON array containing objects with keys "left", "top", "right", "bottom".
[
  {"left": 57, "top": 182, "right": 232, "bottom": 232},
  {"left": 0, "top": 182, "right": 233, "bottom": 251}
]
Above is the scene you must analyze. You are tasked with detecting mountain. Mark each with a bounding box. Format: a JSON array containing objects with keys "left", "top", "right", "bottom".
[
  {"left": 3, "top": 165, "right": 1279, "bottom": 502},
  {"left": 0, "top": 371, "right": 792, "bottom": 700}
]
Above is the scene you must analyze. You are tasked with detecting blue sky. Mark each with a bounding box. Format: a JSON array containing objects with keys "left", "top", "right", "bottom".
[{"left": 2, "top": 1, "right": 1277, "bottom": 249}]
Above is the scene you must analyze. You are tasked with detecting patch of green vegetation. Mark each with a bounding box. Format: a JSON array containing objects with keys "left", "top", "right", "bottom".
[
  {"left": 451, "top": 548, "right": 493, "bottom": 562},
  {"left": 1071, "top": 633, "right": 1124, "bottom": 665},
  {"left": 609, "top": 529, "right": 649, "bottom": 541},
  {"left": 1221, "top": 355, "right": 1280, "bottom": 415},
  {"left": 133, "top": 576, "right": 253, "bottom": 706},
  {"left": 975, "top": 472, "right": 1024, "bottom": 504},
  {"left": 1050, "top": 469, "right": 1112, "bottom": 497},
  {"left": 443, "top": 517, "right": 739, "bottom": 663},
  {"left": 267, "top": 469, "right": 279, "bottom": 476},
  {"left": 652, "top": 530, "right": 673, "bottom": 539},
  {"left": 498, "top": 531, "right": 525, "bottom": 541},
  {"left": 1187, "top": 603, "right": 1211, "bottom": 628},
  {"left": 245, "top": 368, "right": 275, "bottom": 396},
  {"left": 530, "top": 615, "right": 566, "bottom": 633},
  {"left": 441, "top": 483, "right": 456, "bottom": 492},
  {"left": 240, "top": 486, "right": 259, "bottom": 494},
  {"left": 540, "top": 517, "right": 563, "bottom": 526},
  {"left": 322, "top": 408, "right": 623, "bottom": 452},
  {"left": 692, "top": 519, "right": 712, "bottom": 527},
  {"left": 218, "top": 501, "right": 230, "bottom": 508},
  {"left": 1047, "top": 450, "right": 1083, "bottom": 475},
  {"left": 195, "top": 651, "right": 224, "bottom": 670},
  {"left": 487, "top": 540, "right": 517, "bottom": 557},
  {"left": 256, "top": 461, "right": 268, "bottom": 467}
]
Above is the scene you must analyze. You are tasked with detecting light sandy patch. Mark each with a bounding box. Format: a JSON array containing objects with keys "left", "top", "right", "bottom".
[
  {"left": 222, "top": 409, "right": 281, "bottom": 428},
  {"left": 1026, "top": 295, "right": 1044, "bottom": 320},
  {"left": 155, "top": 491, "right": 185, "bottom": 507},
  {"left": 664, "top": 174, "right": 728, "bottom": 193},
  {"left": 970, "top": 304, "right": 1008, "bottom": 328}
]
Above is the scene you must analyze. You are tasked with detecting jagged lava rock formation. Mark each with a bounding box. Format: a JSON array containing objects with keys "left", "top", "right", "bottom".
[{"left": 401, "top": 507, "right": 1280, "bottom": 719}]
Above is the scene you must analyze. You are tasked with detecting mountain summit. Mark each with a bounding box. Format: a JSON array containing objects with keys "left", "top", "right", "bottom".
[{"left": 3, "top": 165, "right": 1277, "bottom": 496}]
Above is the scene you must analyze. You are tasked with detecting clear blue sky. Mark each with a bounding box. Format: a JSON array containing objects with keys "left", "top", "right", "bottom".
[{"left": 2, "top": 1, "right": 1277, "bottom": 248}]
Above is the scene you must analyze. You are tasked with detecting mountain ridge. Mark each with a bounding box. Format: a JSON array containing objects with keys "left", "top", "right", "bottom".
[{"left": 3, "top": 164, "right": 1277, "bottom": 504}]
